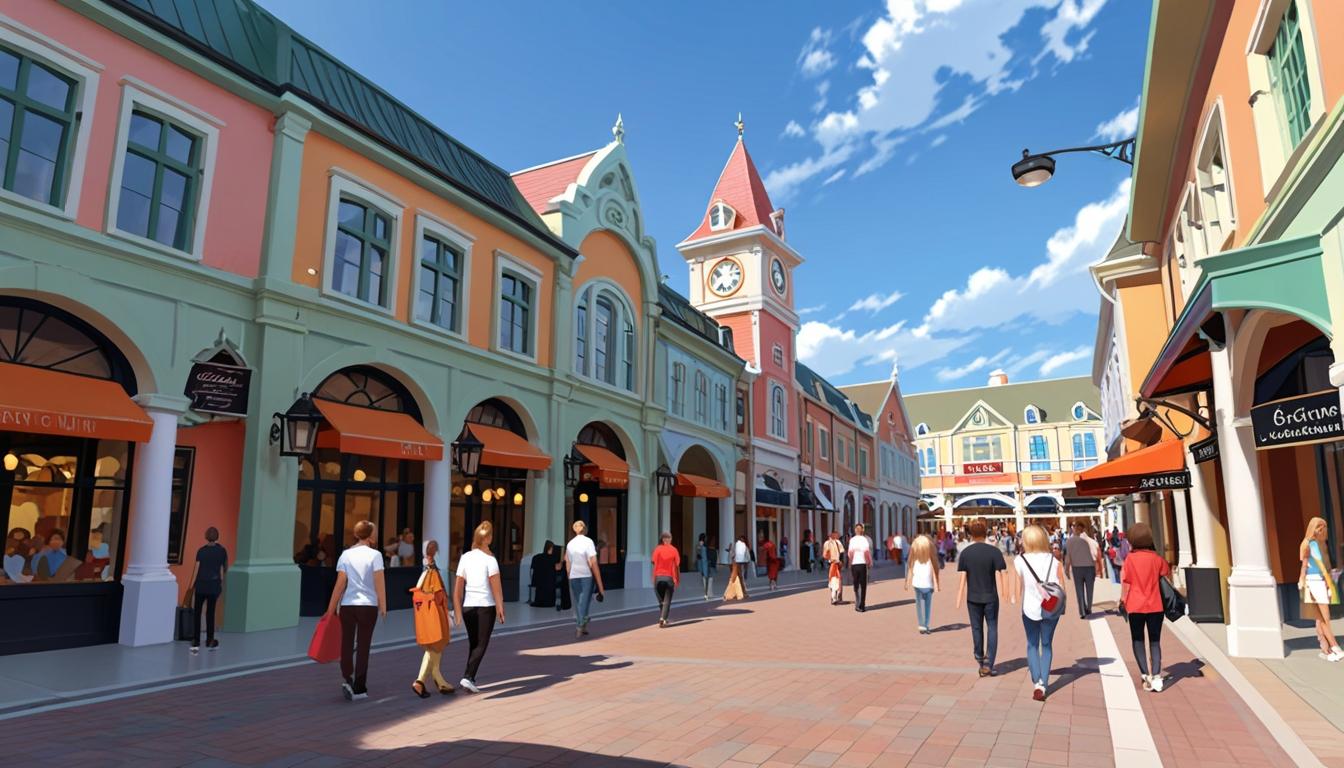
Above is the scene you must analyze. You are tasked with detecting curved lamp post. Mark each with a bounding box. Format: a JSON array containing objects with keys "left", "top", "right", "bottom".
[{"left": 1011, "top": 137, "right": 1136, "bottom": 187}]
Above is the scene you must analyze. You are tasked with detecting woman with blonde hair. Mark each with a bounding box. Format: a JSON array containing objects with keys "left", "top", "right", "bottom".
[
  {"left": 410, "top": 539, "right": 454, "bottom": 697},
  {"left": 453, "top": 521, "right": 505, "bottom": 693},
  {"left": 1015, "top": 525, "right": 1066, "bottom": 700},
  {"left": 904, "top": 534, "right": 940, "bottom": 633},
  {"left": 1300, "top": 517, "right": 1342, "bottom": 662}
]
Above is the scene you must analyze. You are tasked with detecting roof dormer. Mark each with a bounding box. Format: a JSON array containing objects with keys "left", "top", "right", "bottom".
[{"left": 709, "top": 200, "right": 736, "bottom": 232}]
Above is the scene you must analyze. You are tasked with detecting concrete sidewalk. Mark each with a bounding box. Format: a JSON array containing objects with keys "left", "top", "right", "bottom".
[{"left": 0, "top": 563, "right": 854, "bottom": 716}]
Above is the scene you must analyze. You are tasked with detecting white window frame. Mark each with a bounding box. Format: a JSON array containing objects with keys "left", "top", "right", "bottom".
[
  {"left": 1245, "top": 0, "right": 1327, "bottom": 197},
  {"left": 772, "top": 344, "right": 784, "bottom": 367},
  {"left": 670, "top": 362, "right": 686, "bottom": 416},
  {"left": 410, "top": 211, "right": 473, "bottom": 341},
  {"left": 715, "top": 382, "right": 729, "bottom": 431},
  {"left": 693, "top": 370, "right": 709, "bottom": 422},
  {"left": 708, "top": 200, "right": 736, "bottom": 231},
  {"left": 1024, "top": 405, "right": 1041, "bottom": 424},
  {"left": 819, "top": 427, "right": 830, "bottom": 460},
  {"left": 1072, "top": 401, "right": 1089, "bottom": 421},
  {"left": 1194, "top": 99, "right": 1237, "bottom": 254},
  {"left": 768, "top": 381, "right": 787, "bottom": 440},
  {"left": 320, "top": 169, "right": 404, "bottom": 316},
  {"left": 492, "top": 249, "right": 542, "bottom": 362},
  {"left": 0, "top": 13, "right": 101, "bottom": 221},
  {"left": 915, "top": 423, "right": 928, "bottom": 436},
  {"left": 105, "top": 78, "right": 222, "bottom": 261},
  {"left": 573, "top": 280, "right": 639, "bottom": 394}
]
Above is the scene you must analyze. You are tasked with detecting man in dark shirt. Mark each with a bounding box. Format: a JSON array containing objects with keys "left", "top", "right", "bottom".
[
  {"left": 188, "top": 527, "right": 229, "bottom": 653},
  {"left": 1064, "top": 523, "right": 1099, "bottom": 619},
  {"left": 955, "top": 519, "right": 1012, "bottom": 676}
]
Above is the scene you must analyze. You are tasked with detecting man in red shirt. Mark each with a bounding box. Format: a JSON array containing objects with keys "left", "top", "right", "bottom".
[{"left": 651, "top": 532, "right": 681, "bottom": 628}]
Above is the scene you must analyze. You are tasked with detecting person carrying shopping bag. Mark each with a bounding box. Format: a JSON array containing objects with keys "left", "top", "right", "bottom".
[
  {"left": 325, "top": 519, "right": 386, "bottom": 701},
  {"left": 409, "top": 539, "right": 454, "bottom": 698}
]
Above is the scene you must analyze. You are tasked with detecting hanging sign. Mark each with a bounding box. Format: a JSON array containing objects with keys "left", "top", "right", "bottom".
[
  {"left": 963, "top": 461, "right": 1004, "bottom": 475},
  {"left": 1190, "top": 435, "right": 1219, "bottom": 464},
  {"left": 1136, "top": 470, "right": 1190, "bottom": 491},
  {"left": 183, "top": 361, "right": 252, "bottom": 416},
  {"left": 1250, "top": 389, "right": 1344, "bottom": 450}
]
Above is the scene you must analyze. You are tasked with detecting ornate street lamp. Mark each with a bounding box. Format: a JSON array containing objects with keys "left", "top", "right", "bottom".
[
  {"left": 1011, "top": 137, "right": 1135, "bottom": 187},
  {"left": 270, "top": 393, "right": 322, "bottom": 457},
  {"left": 563, "top": 445, "right": 582, "bottom": 488},
  {"left": 454, "top": 427, "right": 484, "bottom": 478},
  {"left": 655, "top": 463, "right": 676, "bottom": 497}
]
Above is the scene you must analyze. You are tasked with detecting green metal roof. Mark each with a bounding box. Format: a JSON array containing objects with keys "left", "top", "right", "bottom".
[
  {"left": 105, "top": 0, "right": 568, "bottom": 254},
  {"left": 657, "top": 284, "right": 740, "bottom": 360},
  {"left": 904, "top": 376, "right": 1100, "bottom": 432}
]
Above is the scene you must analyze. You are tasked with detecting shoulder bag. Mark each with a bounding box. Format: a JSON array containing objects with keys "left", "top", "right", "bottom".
[
  {"left": 1022, "top": 556, "right": 1067, "bottom": 619},
  {"left": 1159, "top": 575, "right": 1186, "bottom": 623}
]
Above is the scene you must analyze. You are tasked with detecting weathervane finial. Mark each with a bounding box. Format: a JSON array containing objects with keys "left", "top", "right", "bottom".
[
  {"left": 735, "top": 112, "right": 744, "bottom": 137},
  {"left": 613, "top": 113, "right": 624, "bottom": 144}
]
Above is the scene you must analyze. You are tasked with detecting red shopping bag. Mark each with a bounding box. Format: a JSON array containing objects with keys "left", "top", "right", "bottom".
[{"left": 307, "top": 613, "right": 342, "bottom": 664}]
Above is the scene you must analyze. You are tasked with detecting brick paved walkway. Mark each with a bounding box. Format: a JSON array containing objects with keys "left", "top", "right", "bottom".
[{"left": 0, "top": 572, "right": 1298, "bottom": 768}]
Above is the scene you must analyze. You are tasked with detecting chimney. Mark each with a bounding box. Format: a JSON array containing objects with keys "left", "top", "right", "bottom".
[{"left": 987, "top": 369, "right": 1008, "bottom": 387}]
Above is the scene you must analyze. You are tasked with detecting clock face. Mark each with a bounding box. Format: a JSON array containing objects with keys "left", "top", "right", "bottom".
[
  {"left": 771, "top": 259, "right": 787, "bottom": 295},
  {"left": 708, "top": 258, "right": 743, "bottom": 296}
]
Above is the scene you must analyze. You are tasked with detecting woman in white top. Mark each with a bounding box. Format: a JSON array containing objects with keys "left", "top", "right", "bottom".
[
  {"left": 453, "top": 521, "right": 504, "bottom": 693},
  {"left": 904, "top": 535, "right": 940, "bottom": 633},
  {"left": 325, "top": 519, "right": 386, "bottom": 701},
  {"left": 1015, "top": 525, "right": 1065, "bottom": 701}
]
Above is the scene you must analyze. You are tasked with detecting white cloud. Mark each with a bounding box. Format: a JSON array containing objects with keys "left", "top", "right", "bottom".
[
  {"left": 930, "top": 134, "right": 948, "bottom": 148},
  {"left": 1039, "top": 0, "right": 1107, "bottom": 64},
  {"left": 796, "top": 319, "right": 976, "bottom": 379},
  {"left": 1095, "top": 101, "right": 1138, "bottom": 142},
  {"left": 798, "top": 304, "right": 828, "bottom": 316},
  {"left": 782, "top": 120, "right": 807, "bottom": 139},
  {"left": 1039, "top": 345, "right": 1092, "bottom": 375},
  {"left": 813, "top": 80, "right": 831, "bottom": 114},
  {"left": 823, "top": 169, "right": 847, "bottom": 185},
  {"left": 936, "top": 348, "right": 1010, "bottom": 382},
  {"left": 799, "top": 28, "right": 837, "bottom": 77},
  {"left": 848, "top": 290, "right": 904, "bottom": 314},
  {"left": 1005, "top": 349, "right": 1052, "bottom": 375},
  {"left": 763, "top": 144, "right": 856, "bottom": 203}
]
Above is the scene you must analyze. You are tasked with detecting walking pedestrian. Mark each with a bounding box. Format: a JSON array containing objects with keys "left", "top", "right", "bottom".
[
  {"left": 955, "top": 519, "right": 1011, "bottom": 677},
  {"left": 801, "top": 530, "right": 814, "bottom": 573},
  {"left": 823, "top": 529, "right": 845, "bottom": 604},
  {"left": 695, "top": 533, "right": 717, "bottom": 600},
  {"left": 905, "top": 534, "right": 940, "bottom": 633},
  {"left": 1120, "top": 522, "right": 1169, "bottom": 692},
  {"left": 848, "top": 523, "right": 873, "bottom": 612},
  {"left": 724, "top": 535, "right": 750, "bottom": 601},
  {"left": 528, "top": 540, "right": 559, "bottom": 608},
  {"left": 453, "top": 521, "right": 505, "bottom": 694},
  {"left": 1111, "top": 531, "right": 1131, "bottom": 585},
  {"left": 1299, "top": 517, "right": 1343, "bottom": 662},
  {"left": 652, "top": 531, "right": 680, "bottom": 627},
  {"left": 325, "top": 519, "right": 386, "bottom": 701},
  {"left": 187, "top": 526, "right": 228, "bottom": 655},
  {"left": 1016, "top": 525, "right": 1065, "bottom": 701},
  {"left": 1064, "top": 523, "right": 1097, "bottom": 619},
  {"left": 760, "top": 535, "right": 780, "bottom": 591},
  {"left": 565, "top": 520, "right": 605, "bottom": 638},
  {"left": 411, "top": 539, "right": 454, "bottom": 697}
]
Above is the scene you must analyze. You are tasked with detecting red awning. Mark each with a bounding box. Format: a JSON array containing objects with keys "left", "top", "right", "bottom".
[
  {"left": 0, "top": 362, "right": 153, "bottom": 442},
  {"left": 313, "top": 399, "right": 443, "bottom": 460},
  {"left": 674, "top": 472, "right": 731, "bottom": 499},
  {"left": 1074, "top": 440, "right": 1189, "bottom": 496},
  {"left": 468, "top": 423, "right": 551, "bottom": 471},
  {"left": 575, "top": 444, "right": 628, "bottom": 488}
]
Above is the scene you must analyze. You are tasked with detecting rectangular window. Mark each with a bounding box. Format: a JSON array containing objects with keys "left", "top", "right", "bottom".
[
  {"left": 1028, "top": 434, "right": 1050, "bottom": 472},
  {"left": 772, "top": 345, "right": 784, "bottom": 367},
  {"left": 819, "top": 427, "right": 830, "bottom": 459},
  {"left": 416, "top": 234, "right": 462, "bottom": 332},
  {"left": 859, "top": 448, "right": 869, "bottom": 477},
  {"left": 961, "top": 435, "right": 1002, "bottom": 462},
  {"left": 694, "top": 373, "right": 709, "bottom": 422},
  {"left": 0, "top": 44, "right": 78, "bottom": 207},
  {"left": 735, "top": 390, "right": 746, "bottom": 433},
  {"left": 575, "top": 300, "right": 588, "bottom": 374},
  {"left": 115, "top": 110, "right": 202, "bottom": 251},
  {"left": 835, "top": 435, "right": 844, "bottom": 465},
  {"left": 1269, "top": 1, "right": 1312, "bottom": 148},
  {"left": 1072, "top": 432, "right": 1099, "bottom": 470},
  {"left": 670, "top": 363, "right": 685, "bottom": 415},
  {"left": 622, "top": 321, "right": 635, "bottom": 391},
  {"left": 849, "top": 441, "right": 855, "bottom": 468},
  {"left": 594, "top": 297, "right": 614, "bottom": 383},
  {"left": 333, "top": 197, "right": 392, "bottom": 306},
  {"left": 806, "top": 421, "right": 814, "bottom": 456},
  {"left": 167, "top": 447, "right": 196, "bottom": 565},
  {"left": 499, "top": 271, "right": 532, "bottom": 355},
  {"left": 716, "top": 383, "right": 729, "bottom": 430}
]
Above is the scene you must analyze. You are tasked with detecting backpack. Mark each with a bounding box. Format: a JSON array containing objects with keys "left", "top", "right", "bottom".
[{"left": 1022, "top": 555, "right": 1067, "bottom": 619}]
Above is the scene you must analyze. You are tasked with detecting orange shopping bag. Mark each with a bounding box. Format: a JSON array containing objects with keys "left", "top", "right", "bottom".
[
  {"left": 410, "top": 568, "right": 450, "bottom": 652},
  {"left": 307, "top": 612, "right": 342, "bottom": 663}
]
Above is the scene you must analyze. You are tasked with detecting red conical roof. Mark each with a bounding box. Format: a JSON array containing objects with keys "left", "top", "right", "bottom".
[{"left": 684, "top": 137, "right": 779, "bottom": 242}]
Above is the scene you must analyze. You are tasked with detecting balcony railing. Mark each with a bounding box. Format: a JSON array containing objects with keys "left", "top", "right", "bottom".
[{"left": 918, "top": 458, "right": 1100, "bottom": 479}]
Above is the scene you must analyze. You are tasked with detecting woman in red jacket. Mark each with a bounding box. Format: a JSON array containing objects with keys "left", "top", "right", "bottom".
[
  {"left": 1120, "top": 522, "right": 1170, "bottom": 693},
  {"left": 651, "top": 532, "right": 681, "bottom": 628}
]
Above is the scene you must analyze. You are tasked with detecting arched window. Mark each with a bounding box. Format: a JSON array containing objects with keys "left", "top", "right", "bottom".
[
  {"left": 708, "top": 200, "right": 736, "bottom": 231},
  {"left": 1071, "top": 402, "right": 1088, "bottom": 421},
  {"left": 314, "top": 366, "right": 417, "bottom": 417},
  {"left": 769, "top": 383, "right": 786, "bottom": 439},
  {"left": 915, "top": 423, "right": 929, "bottom": 436},
  {"left": 574, "top": 285, "right": 637, "bottom": 392},
  {"left": 1024, "top": 405, "right": 1040, "bottom": 424}
]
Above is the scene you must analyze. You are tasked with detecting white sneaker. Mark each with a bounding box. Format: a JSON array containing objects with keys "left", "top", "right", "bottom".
[
  {"left": 189, "top": 646, "right": 199, "bottom": 655},
  {"left": 1141, "top": 675, "right": 1152, "bottom": 692},
  {"left": 1150, "top": 674, "right": 1164, "bottom": 693},
  {"left": 1329, "top": 646, "right": 1344, "bottom": 662},
  {"left": 459, "top": 677, "right": 481, "bottom": 694},
  {"left": 917, "top": 626, "right": 927, "bottom": 633}
]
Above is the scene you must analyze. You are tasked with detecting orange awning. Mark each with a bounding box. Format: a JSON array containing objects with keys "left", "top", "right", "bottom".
[
  {"left": 468, "top": 423, "right": 551, "bottom": 471},
  {"left": 314, "top": 399, "right": 443, "bottom": 460},
  {"left": 0, "top": 362, "right": 153, "bottom": 442},
  {"left": 575, "top": 444, "right": 628, "bottom": 488},
  {"left": 1074, "top": 439, "right": 1189, "bottom": 496},
  {"left": 674, "top": 472, "right": 731, "bottom": 499}
]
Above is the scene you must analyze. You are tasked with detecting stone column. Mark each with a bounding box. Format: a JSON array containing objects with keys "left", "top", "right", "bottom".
[
  {"left": 423, "top": 457, "right": 451, "bottom": 581},
  {"left": 1171, "top": 489, "right": 1193, "bottom": 582},
  {"left": 1210, "top": 329, "right": 1284, "bottom": 659},
  {"left": 718, "top": 497, "right": 734, "bottom": 566},
  {"left": 119, "top": 394, "right": 190, "bottom": 646},
  {"left": 625, "top": 474, "right": 649, "bottom": 589}
]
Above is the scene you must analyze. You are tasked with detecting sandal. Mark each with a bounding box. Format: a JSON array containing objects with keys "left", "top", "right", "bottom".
[
  {"left": 411, "top": 681, "right": 430, "bottom": 699},
  {"left": 438, "top": 684, "right": 455, "bottom": 695}
]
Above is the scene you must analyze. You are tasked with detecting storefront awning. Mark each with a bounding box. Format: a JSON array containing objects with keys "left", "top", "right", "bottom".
[
  {"left": 754, "top": 475, "right": 791, "bottom": 507},
  {"left": 0, "top": 362, "right": 153, "bottom": 442},
  {"left": 814, "top": 481, "right": 835, "bottom": 511},
  {"left": 575, "top": 444, "right": 628, "bottom": 488},
  {"left": 314, "top": 399, "right": 443, "bottom": 460},
  {"left": 674, "top": 472, "right": 730, "bottom": 498},
  {"left": 468, "top": 423, "right": 551, "bottom": 471},
  {"left": 1074, "top": 440, "right": 1189, "bottom": 496}
]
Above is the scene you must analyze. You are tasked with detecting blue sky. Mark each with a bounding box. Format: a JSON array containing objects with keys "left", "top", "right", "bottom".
[{"left": 257, "top": 0, "right": 1151, "bottom": 394}]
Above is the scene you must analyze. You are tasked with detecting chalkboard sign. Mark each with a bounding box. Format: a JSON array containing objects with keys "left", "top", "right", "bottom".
[
  {"left": 1251, "top": 389, "right": 1344, "bottom": 450},
  {"left": 184, "top": 361, "right": 252, "bottom": 416},
  {"left": 1190, "top": 435, "right": 1219, "bottom": 464}
]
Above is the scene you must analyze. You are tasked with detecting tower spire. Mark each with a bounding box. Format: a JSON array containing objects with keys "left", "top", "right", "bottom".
[
  {"left": 613, "top": 113, "right": 625, "bottom": 144},
  {"left": 735, "top": 112, "right": 744, "bottom": 137}
]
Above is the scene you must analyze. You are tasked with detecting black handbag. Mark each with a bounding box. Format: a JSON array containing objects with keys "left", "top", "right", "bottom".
[{"left": 1159, "top": 576, "right": 1186, "bottom": 622}]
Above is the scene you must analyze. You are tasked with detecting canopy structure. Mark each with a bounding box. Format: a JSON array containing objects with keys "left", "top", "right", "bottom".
[
  {"left": 575, "top": 444, "right": 628, "bottom": 489},
  {"left": 313, "top": 399, "right": 443, "bottom": 460},
  {"left": 466, "top": 423, "right": 551, "bottom": 471},
  {"left": 0, "top": 362, "right": 153, "bottom": 442},
  {"left": 674, "top": 472, "right": 731, "bottom": 499},
  {"left": 1075, "top": 440, "right": 1188, "bottom": 496}
]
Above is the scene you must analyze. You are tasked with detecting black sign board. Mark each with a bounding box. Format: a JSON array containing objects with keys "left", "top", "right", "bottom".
[
  {"left": 1251, "top": 389, "right": 1344, "bottom": 450},
  {"left": 183, "top": 361, "right": 252, "bottom": 416},
  {"left": 1190, "top": 435, "right": 1219, "bottom": 464},
  {"left": 1136, "top": 470, "right": 1190, "bottom": 492}
]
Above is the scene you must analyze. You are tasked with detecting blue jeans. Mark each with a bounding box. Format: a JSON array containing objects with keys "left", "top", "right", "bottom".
[
  {"left": 1022, "top": 613, "right": 1059, "bottom": 688},
  {"left": 571, "top": 577, "right": 595, "bottom": 627},
  {"left": 914, "top": 587, "right": 933, "bottom": 629},
  {"left": 967, "top": 600, "right": 999, "bottom": 668},
  {"left": 1111, "top": 560, "right": 1122, "bottom": 583}
]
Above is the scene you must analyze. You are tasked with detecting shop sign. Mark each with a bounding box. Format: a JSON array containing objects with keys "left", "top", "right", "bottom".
[
  {"left": 963, "top": 461, "right": 1003, "bottom": 475},
  {"left": 1136, "top": 470, "right": 1190, "bottom": 491},
  {"left": 1250, "top": 389, "right": 1344, "bottom": 450},
  {"left": 183, "top": 361, "right": 252, "bottom": 416},
  {"left": 1190, "top": 435, "right": 1219, "bottom": 464},
  {"left": 1031, "top": 473, "right": 1053, "bottom": 483}
]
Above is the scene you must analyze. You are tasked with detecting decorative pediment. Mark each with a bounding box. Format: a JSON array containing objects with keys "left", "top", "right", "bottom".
[{"left": 953, "top": 400, "right": 1011, "bottom": 432}]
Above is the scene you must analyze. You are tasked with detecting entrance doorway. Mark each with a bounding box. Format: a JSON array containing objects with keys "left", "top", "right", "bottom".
[{"left": 569, "top": 422, "right": 629, "bottom": 590}]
